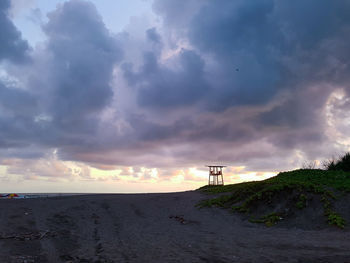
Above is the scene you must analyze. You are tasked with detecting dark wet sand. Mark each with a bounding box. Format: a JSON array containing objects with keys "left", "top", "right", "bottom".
[{"left": 0, "top": 191, "right": 349, "bottom": 262}]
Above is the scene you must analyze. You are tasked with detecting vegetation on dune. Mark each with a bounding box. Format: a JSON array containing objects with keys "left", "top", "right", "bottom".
[
  {"left": 323, "top": 152, "right": 350, "bottom": 172},
  {"left": 197, "top": 164, "right": 350, "bottom": 229},
  {"left": 249, "top": 212, "right": 284, "bottom": 227}
]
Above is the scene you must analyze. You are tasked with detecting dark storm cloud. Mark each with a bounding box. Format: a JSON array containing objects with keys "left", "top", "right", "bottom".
[
  {"left": 0, "top": 0, "right": 37, "bottom": 151},
  {"left": 189, "top": 0, "right": 285, "bottom": 109},
  {"left": 108, "top": 0, "right": 350, "bottom": 170},
  {"left": 128, "top": 114, "right": 194, "bottom": 141},
  {"left": 149, "top": 0, "right": 286, "bottom": 110},
  {"left": 3, "top": 0, "right": 350, "bottom": 176},
  {"left": 0, "top": 76, "right": 38, "bottom": 150},
  {"left": 0, "top": 0, "right": 124, "bottom": 161},
  {"left": 274, "top": 1, "right": 350, "bottom": 49},
  {"left": 41, "top": 0, "right": 122, "bottom": 126},
  {"left": 0, "top": 82, "right": 37, "bottom": 116},
  {"left": 118, "top": 0, "right": 350, "bottom": 169},
  {"left": 189, "top": 0, "right": 281, "bottom": 55},
  {"left": 146, "top": 27, "right": 161, "bottom": 44},
  {"left": 0, "top": 0, "right": 29, "bottom": 63},
  {"left": 123, "top": 48, "right": 209, "bottom": 108},
  {"left": 151, "top": 0, "right": 350, "bottom": 111}
]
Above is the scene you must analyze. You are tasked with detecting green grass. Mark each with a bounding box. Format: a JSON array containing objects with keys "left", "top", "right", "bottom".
[
  {"left": 249, "top": 212, "right": 284, "bottom": 227},
  {"left": 296, "top": 194, "right": 307, "bottom": 209},
  {"left": 327, "top": 212, "right": 346, "bottom": 229},
  {"left": 198, "top": 169, "right": 350, "bottom": 229},
  {"left": 325, "top": 152, "right": 350, "bottom": 172}
]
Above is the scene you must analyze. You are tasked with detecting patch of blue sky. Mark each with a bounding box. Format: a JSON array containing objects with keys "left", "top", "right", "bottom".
[{"left": 12, "top": 0, "right": 154, "bottom": 47}]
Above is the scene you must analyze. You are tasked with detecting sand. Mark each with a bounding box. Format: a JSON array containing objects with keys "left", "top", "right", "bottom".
[{"left": 0, "top": 191, "right": 349, "bottom": 263}]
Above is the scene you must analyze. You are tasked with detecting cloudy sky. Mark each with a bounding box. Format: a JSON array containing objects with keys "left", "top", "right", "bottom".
[{"left": 1, "top": 0, "right": 350, "bottom": 193}]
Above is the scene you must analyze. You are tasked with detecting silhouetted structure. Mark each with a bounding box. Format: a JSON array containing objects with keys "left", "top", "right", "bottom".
[{"left": 207, "top": 166, "right": 226, "bottom": 186}]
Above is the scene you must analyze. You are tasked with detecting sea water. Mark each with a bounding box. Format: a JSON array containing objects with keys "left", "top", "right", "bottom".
[{"left": 0, "top": 193, "right": 87, "bottom": 199}]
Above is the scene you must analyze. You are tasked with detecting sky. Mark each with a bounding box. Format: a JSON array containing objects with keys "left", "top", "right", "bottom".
[{"left": 1, "top": 0, "right": 350, "bottom": 193}]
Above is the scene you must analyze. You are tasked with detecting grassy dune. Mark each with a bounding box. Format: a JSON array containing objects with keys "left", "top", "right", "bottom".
[{"left": 198, "top": 169, "right": 350, "bottom": 229}]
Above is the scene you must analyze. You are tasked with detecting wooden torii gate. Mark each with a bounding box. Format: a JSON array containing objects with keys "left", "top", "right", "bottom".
[{"left": 207, "top": 165, "right": 226, "bottom": 186}]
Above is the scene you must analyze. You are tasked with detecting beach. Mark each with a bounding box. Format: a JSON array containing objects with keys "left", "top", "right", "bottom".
[{"left": 0, "top": 191, "right": 349, "bottom": 263}]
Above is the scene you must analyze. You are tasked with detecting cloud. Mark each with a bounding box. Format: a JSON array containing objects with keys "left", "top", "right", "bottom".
[
  {"left": 0, "top": 77, "right": 39, "bottom": 149},
  {"left": 2, "top": 0, "right": 126, "bottom": 155},
  {"left": 146, "top": 27, "right": 161, "bottom": 44},
  {"left": 0, "top": 0, "right": 30, "bottom": 63},
  {"left": 10, "top": 0, "right": 35, "bottom": 17},
  {"left": 27, "top": 8, "right": 43, "bottom": 25},
  {"left": 41, "top": 0, "right": 122, "bottom": 124},
  {"left": 145, "top": 0, "right": 350, "bottom": 155},
  {"left": 151, "top": 0, "right": 350, "bottom": 111},
  {"left": 123, "top": 48, "right": 209, "bottom": 108},
  {"left": 2, "top": 157, "right": 93, "bottom": 182},
  {"left": 0, "top": 0, "right": 125, "bottom": 164},
  {"left": 152, "top": 0, "right": 204, "bottom": 29},
  {"left": 3, "top": 0, "right": 350, "bottom": 185}
]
